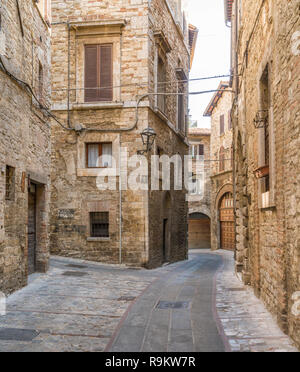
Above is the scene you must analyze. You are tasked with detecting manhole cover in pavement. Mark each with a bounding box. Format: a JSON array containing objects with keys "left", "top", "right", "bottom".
[
  {"left": 0, "top": 328, "right": 40, "bottom": 341},
  {"left": 62, "top": 271, "right": 88, "bottom": 277},
  {"left": 156, "top": 301, "right": 190, "bottom": 310},
  {"left": 117, "top": 296, "right": 136, "bottom": 301},
  {"left": 65, "top": 264, "right": 87, "bottom": 269}
]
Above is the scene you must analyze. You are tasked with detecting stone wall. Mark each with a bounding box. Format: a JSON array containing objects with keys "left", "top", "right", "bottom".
[
  {"left": 187, "top": 129, "right": 211, "bottom": 218},
  {"left": 0, "top": 0, "right": 51, "bottom": 294},
  {"left": 231, "top": 0, "right": 300, "bottom": 348},
  {"left": 208, "top": 90, "right": 233, "bottom": 251},
  {"left": 50, "top": 0, "right": 190, "bottom": 267}
]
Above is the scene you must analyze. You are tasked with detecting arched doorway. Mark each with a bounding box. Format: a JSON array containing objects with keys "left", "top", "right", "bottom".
[
  {"left": 219, "top": 192, "right": 235, "bottom": 250},
  {"left": 188, "top": 212, "right": 211, "bottom": 249}
]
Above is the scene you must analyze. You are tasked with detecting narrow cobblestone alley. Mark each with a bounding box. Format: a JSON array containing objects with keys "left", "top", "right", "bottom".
[{"left": 0, "top": 251, "right": 297, "bottom": 352}]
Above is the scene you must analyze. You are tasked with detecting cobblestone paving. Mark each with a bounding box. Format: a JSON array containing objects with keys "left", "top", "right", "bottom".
[
  {"left": 214, "top": 250, "right": 298, "bottom": 352},
  {"left": 0, "top": 252, "right": 298, "bottom": 352},
  {"left": 0, "top": 256, "right": 183, "bottom": 352}
]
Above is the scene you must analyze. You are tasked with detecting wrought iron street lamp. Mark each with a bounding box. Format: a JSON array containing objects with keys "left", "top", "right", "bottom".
[{"left": 137, "top": 127, "right": 156, "bottom": 155}]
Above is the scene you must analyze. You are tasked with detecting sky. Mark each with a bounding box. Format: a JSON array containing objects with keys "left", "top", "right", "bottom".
[{"left": 187, "top": 0, "right": 231, "bottom": 128}]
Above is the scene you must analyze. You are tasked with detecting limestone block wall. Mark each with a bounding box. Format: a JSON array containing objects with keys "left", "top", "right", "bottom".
[
  {"left": 0, "top": 0, "right": 51, "bottom": 294},
  {"left": 50, "top": 0, "right": 189, "bottom": 267},
  {"left": 207, "top": 90, "right": 233, "bottom": 251},
  {"left": 187, "top": 131, "right": 211, "bottom": 219},
  {"left": 231, "top": 0, "right": 300, "bottom": 348}
]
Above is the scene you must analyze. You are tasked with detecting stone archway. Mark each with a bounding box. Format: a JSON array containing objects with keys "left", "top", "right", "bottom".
[
  {"left": 188, "top": 211, "right": 211, "bottom": 249},
  {"left": 218, "top": 192, "right": 235, "bottom": 250},
  {"left": 211, "top": 183, "right": 234, "bottom": 251}
]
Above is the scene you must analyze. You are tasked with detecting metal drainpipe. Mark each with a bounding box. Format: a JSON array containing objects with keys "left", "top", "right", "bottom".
[
  {"left": 67, "top": 22, "right": 71, "bottom": 128},
  {"left": 119, "top": 134, "right": 122, "bottom": 264}
]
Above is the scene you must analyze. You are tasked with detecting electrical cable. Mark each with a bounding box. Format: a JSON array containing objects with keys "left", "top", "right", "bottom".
[{"left": 0, "top": 54, "right": 73, "bottom": 131}]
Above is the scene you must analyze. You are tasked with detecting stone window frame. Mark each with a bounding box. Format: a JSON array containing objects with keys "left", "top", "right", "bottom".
[
  {"left": 73, "top": 22, "right": 124, "bottom": 106},
  {"left": 77, "top": 132, "right": 120, "bottom": 177},
  {"left": 154, "top": 30, "right": 172, "bottom": 120},
  {"left": 85, "top": 201, "right": 112, "bottom": 242},
  {"left": 5, "top": 165, "right": 15, "bottom": 201},
  {"left": 257, "top": 58, "right": 276, "bottom": 209}
]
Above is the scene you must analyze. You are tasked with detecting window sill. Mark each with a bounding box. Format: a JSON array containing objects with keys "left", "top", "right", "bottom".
[
  {"left": 77, "top": 168, "right": 119, "bottom": 177},
  {"left": 72, "top": 102, "right": 124, "bottom": 111},
  {"left": 260, "top": 191, "right": 276, "bottom": 210},
  {"left": 52, "top": 102, "right": 124, "bottom": 111},
  {"left": 155, "top": 107, "right": 169, "bottom": 123},
  {"left": 87, "top": 237, "right": 110, "bottom": 242}
]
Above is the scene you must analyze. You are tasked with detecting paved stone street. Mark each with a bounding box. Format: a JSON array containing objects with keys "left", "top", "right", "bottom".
[{"left": 0, "top": 251, "right": 297, "bottom": 352}]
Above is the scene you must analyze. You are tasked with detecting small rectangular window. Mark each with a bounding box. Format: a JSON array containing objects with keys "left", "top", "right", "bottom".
[
  {"left": 86, "top": 143, "right": 112, "bottom": 168},
  {"left": 5, "top": 166, "right": 15, "bottom": 201},
  {"left": 90, "top": 212, "right": 109, "bottom": 238},
  {"left": 157, "top": 57, "right": 166, "bottom": 113},
  {"left": 198, "top": 144, "right": 204, "bottom": 156},
  {"left": 228, "top": 110, "right": 232, "bottom": 130},
  {"left": 38, "top": 62, "right": 43, "bottom": 100},
  {"left": 220, "top": 115, "right": 225, "bottom": 135}
]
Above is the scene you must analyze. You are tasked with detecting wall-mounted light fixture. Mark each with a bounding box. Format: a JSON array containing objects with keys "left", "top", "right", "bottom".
[
  {"left": 137, "top": 127, "right": 156, "bottom": 155},
  {"left": 253, "top": 110, "right": 268, "bottom": 129}
]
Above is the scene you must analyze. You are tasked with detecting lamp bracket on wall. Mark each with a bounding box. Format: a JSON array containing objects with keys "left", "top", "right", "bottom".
[{"left": 253, "top": 110, "right": 268, "bottom": 129}]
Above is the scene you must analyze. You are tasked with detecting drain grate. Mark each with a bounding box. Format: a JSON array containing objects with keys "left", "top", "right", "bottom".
[
  {"left": 0, "top": 328, "right": 40, "bottom": 341},
  {"left": 117, "top": 296, "right": 136, "bottom": 302},
  {"left": 62, "top": 271, "right": 88, "bottom": 277},
  {"left": 228, "top": 288, "right": 246, "bottom": 292},
  {"left": 65, "top": 264, "right": 87, "bottom": 269},
  {"left": 156, "top": 301, "right": 190, "bottom": 310}
]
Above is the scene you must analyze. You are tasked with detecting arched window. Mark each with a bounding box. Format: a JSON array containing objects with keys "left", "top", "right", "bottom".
[{"left": 219, "top": 146, "right": 225, "bottom": 172}]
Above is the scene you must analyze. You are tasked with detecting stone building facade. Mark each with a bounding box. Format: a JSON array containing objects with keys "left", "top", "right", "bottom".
[
  {"left": 50, "top": 0, "right": 195, "bottom": 268},
  {"left": 187, "top": 128, "right": 211, "bottom": 249},
  {"left": 204, "top": 83, "right": 234, "bottom": 251},
  {"left": 0, "top": 0, "right": 51, "bottom": 294},
  {"left": 226, "top": 0, "right": 300, "bottom": 348}
]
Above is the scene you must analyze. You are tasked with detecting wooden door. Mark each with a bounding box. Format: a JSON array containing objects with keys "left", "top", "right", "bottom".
[
  {"left": 28, "top": 184, "right": 36, "bottom": 275},
  {"left": 219, "top": 193, "right": 235, "bottom": 251},
  {"left": 188, "top": 215, "right": 211, "bottom": 249}
]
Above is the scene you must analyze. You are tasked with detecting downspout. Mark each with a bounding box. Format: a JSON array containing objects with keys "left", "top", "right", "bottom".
[
  {"left": 119, "top": 134, "right": 122, "bottom": 264},
  {"left": 67, "top": 22, "right": 71, "bottom": 128}
]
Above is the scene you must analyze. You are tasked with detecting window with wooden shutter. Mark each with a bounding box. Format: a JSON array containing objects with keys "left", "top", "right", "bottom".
[
  {"left": 219, "top": 146, "right": 225, "bottom": 172},
  {"left": 86, "top": 143, "right": 112, "bottom": 168},
  {"left": 5, "top": 166, "right": 15, "bottom": 201},
  {"left": 84, "top": 44, "right": 113, "bottom": 102},
  {"left": 220, "top": 115, "right": 225, "bottom": 135},
  {"left": 157, "top": 57, "right": 166, "bottom": 113},
  {"left": 199, "top": 144, "right": 204, "bottom": 156},
  {"left": 228, "top": 110, "right": 232, "bottom": 130}
]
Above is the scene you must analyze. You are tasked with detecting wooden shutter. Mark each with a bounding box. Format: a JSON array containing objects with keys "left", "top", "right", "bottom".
[
  {"left": 85, "top": 44, "right": 113, "bottom": 102},
  {"left": 85, "top": 45, "right": 98, "bottom": 102},
  {"left": 228, "top": 110, "right": 232, "bottom": 129},
  {"left": 157, "top": 58, "right": 166, "bottom": 112},
  {"left": 99, "top": 45, "right": 113, "bottom": 101},
  {"left": 199, "top": 144, "right": 204, "bottom": 156},
  {"left": 220, "top": 115, "right": 225, "bottom": 135}
]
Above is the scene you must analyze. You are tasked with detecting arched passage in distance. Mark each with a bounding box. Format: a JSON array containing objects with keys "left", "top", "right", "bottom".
[{"left": 188, "top": 212, "right": 211, "bottom": 249}]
